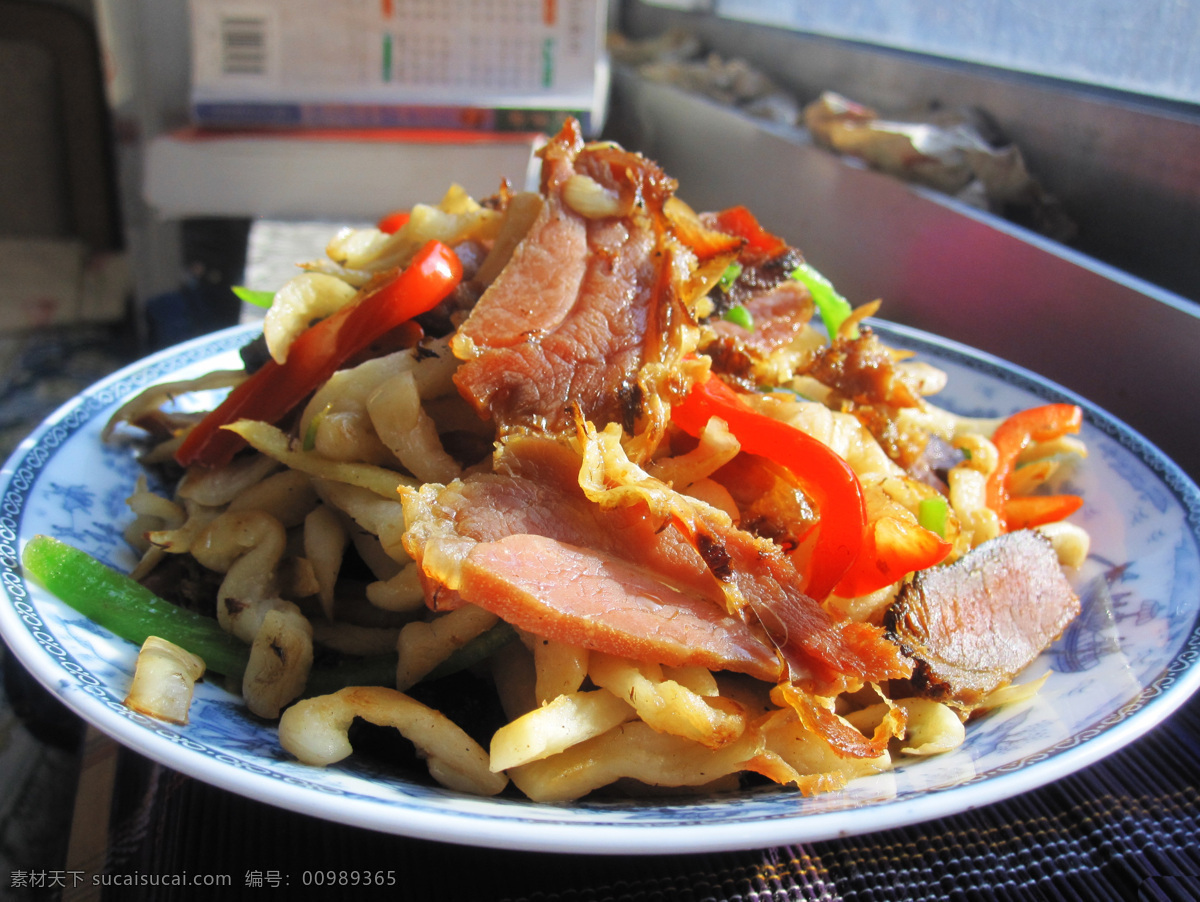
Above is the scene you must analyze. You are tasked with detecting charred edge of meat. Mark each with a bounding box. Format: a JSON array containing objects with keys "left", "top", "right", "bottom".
[
  {"left": 699, "top": 337, "right": 758, "bottom": 389},
  {"left": 618, "top": 381, "right": 645, "bottom": 434},
  {"left": 849, "top": 402, "right": 930, "bottom": 470},
  {"left": 883, "top": 659, "right": 951, "bottom": 704},
  {"left": 706, "top": 248, "right": 805, "bottom": 319},
  {"left": 803, "top": 327, "right": 931, "bottom": 467},
  {"left": 805, "top": 327, "right": 923, "bottom": 409},
  {"left": 695, "top": 531, "right": 733, "bottom": 581},
  {"left": 738, "top": 515, "right": 801, "bottom": 553},
  {"left": 880, "top": 600, "right": 963, "bottom": 706}
]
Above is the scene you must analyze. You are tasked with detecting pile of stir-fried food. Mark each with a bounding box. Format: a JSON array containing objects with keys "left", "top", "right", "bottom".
[{"left": 100, "top": 119, "right": 1089, "bottom": 802}]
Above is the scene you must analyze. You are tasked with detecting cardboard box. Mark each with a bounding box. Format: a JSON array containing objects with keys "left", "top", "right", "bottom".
[
  {"left": 188, "top": 0, "right": 609, "bottom": 134},
  {"left": 142, "top": 126, "right": 546, "bottom": 220}
]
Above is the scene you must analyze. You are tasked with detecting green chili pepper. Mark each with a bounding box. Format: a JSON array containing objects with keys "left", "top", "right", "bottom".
[
  {"left": 722, "top": 304, "right": 754, "bottom": 331},
  {"left": 425, "top": 622, "right": 518, "bottom": 682},
  {"left": 21, "top": 534, "right": 514, "bottom": 698},
  {"left": 22, "top": 534, "right": 251, "bottom": 681},
  {"left": 791, "top": 262, "right": 855, "bottom": 340},
  {"left": 232, "top": 286, "right": 276, "bottom": 309}
]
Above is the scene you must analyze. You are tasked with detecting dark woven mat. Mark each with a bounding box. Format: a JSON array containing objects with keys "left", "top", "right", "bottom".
[{"left": 92, "top": 690, "right": 1200, "bottom": 901}]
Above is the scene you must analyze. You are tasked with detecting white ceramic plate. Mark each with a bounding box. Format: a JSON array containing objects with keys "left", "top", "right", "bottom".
[{"left": 1, "top": 321, "right": 1198, "bottom": 855}]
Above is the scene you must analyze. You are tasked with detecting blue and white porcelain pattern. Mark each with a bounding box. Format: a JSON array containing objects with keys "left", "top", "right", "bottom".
[{"left": 0, "top": 322, "right": 1198, "bottom": 855}]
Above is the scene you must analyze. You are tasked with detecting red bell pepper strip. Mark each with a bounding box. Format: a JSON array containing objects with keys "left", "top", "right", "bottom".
[
  {"left": 832, "top": 513, "right": 951, "bottom": 598},
  {"left": 985, "top": 403, "right": 1083, "bottom": 531},
  {"left": 671, "top": 376, "right": 865, "bottom": 599},
  {"left": 713, "top": 206, "right": 789, "bottom": 264},
  {"left": 376, "top": 209, "right": 411, "bottom": 234},
  {"left": 1003, "top": 494, "right": 1084, "bottom": 530},
  {"left": 175, "top": 239, "right": 462, "bottom": 469}
]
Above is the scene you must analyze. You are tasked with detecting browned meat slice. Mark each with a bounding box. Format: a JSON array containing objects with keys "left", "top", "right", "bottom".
[
  {"left": 806, "top": 328, "right": 922, "bottom": 409},
  {"left": 677, "top": 508, "right": 913, "bottom": 694},
  {"left": 401, "top": 436, "right": 780, "bottom": 680},
  {"left": 404, "top": 434, "right": 913, "bottom": 693},
  {"left": 804, "top": 327, "right": 929, "bottom": 467},
  {"left": 703, "top": 280, "right": 815, "bottom": 386},
  {"left": 405, "top": 436, "right": 723, "bottom": 605},
  {"left": 884, "top": 529, "right": 1080, "bottom": 707},
  {"left": 450, "top": 120, "right": 706, "bottom": 445},
  {"left": 459, "top": 533, "right": 782, "bottom": 680},
  {"left": 708, "top": 280, "right": 812, "bottom": 355}
]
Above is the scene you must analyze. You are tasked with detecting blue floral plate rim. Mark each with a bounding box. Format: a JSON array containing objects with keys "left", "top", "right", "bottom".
[{"left": 0, "top": 320, "right": 1198, "bottom": 855}]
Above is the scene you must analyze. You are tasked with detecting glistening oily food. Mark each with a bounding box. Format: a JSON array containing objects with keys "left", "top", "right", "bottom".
[{"left": 94, "top": 119, "right": 1087, "bottom": 801}]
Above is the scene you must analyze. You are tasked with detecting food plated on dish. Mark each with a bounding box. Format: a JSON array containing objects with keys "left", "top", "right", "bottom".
[{"left": 4, "top": 119, "right": 1199, "bottom": 851}]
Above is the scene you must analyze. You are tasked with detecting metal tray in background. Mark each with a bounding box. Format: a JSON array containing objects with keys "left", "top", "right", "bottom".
[{"left": 606, "top": 70, "right": 1200, "bottom": 482}]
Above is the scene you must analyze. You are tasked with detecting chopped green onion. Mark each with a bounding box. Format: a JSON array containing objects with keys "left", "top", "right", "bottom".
[
  {"left": 791, "top": 262, "right": 855, "bottom": 340},
  {"left": 722, "top": 304, "right": 754, "bottom": 331},
  {"left": 918, "top": 497, "right": 949, "bottom": 538},
  {"left": 717, "top": 262, "right": 743, "bottom": 292},
  {"left": 232, "top": 286, "right": 276, "bottom": 309}
]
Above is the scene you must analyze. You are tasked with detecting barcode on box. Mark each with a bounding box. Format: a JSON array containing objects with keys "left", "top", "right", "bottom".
[
  {"left": 188, "top": 0, "right": 608, "bottom": 131},
  {"left": 220, "top": 15, "right": 268, "bottom": 76}
]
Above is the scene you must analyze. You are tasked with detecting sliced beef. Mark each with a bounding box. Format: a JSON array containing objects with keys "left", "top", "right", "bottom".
[
  {"left": 703, "top": 280, "right": 815, "bottom": 386},
  {"left": 402, "top": 434, "right": 913, "bottom": 692},
  {"left": 450, "top": 120, "right": 694, "bottom": 441},
  {"left": 707, "top": 280, "right": 812, "bottom": 354},
  {"left": 401, "top": 436, "right": 780, "bottom": 681},
  {"left": 805, "top": 328, "right": 921, "bottom": 409},
  {"left": 804, "top": 327, "right": 929, "bottom": 467},
  {"left": 708, "top": 247, "right": 805, "bottom": 310},
  {"left": 407, "top": 436, "right": 723, "bottom": 603},
  {"left": 459, "top": 533, "right": 781, "bottom": 680},
  {"left": 677, "top": 506, "right": 913, "bottom": 693},
  {"left": 884, "top": 529, "right": 1079, "bottom": 707}
]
